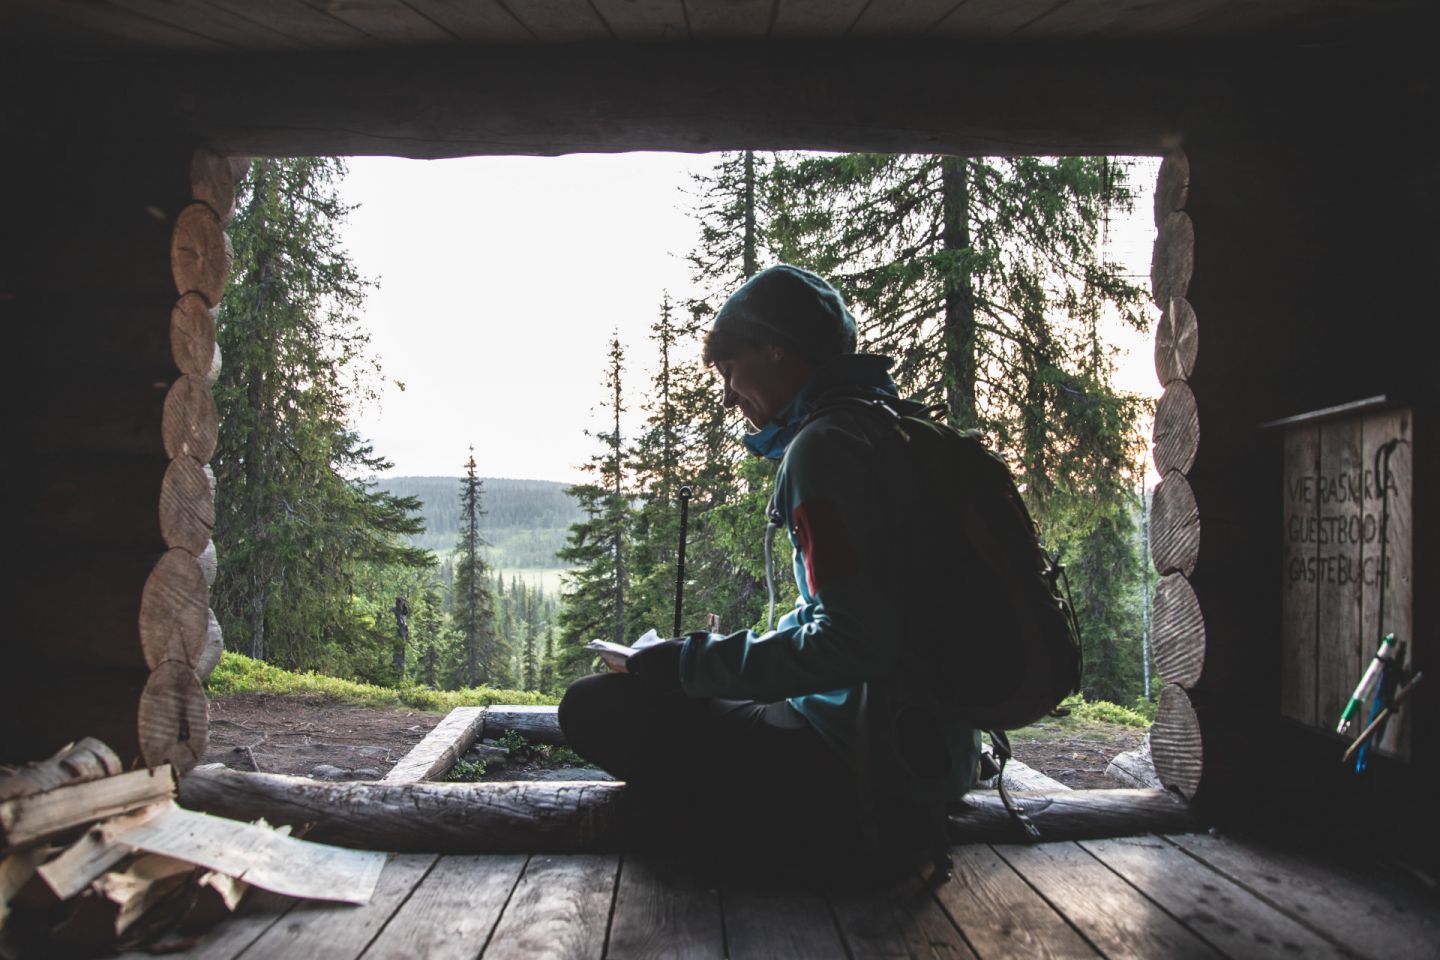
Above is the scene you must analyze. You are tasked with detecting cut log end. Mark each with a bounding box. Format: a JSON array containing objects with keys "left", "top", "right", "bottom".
[
  {"left": 1149, "top": 473, "right": 1200, "bottom": 577},
  {"left": 1154, "top": 296, "right": 1199, "bottom": 385},
  {"left": 139, "top": 549, "right": 210, "bottom": 669},
  {"left": 198, "top": 609, "right": 223, "bottom": 682},
  {"left": 138, "top": 662, "right": 208, "bottom": 775},
  {"left": 1150, "top": 684, "right": 1202, "bottom": 800},
  {"left": 1152, "top": 380, "right": 1199, "bottom": 477},
  {"left": 1153, "top": 573, "right": 1205, "bottom": 688},
  {"left": 158, "top": 456, "right": 215, "bottom": 557},
  {"left": 169, "top": 292, "right": 218, "bottom": 380},
  {"left": 1153, "top": 152, "right": 1190, "bottom": 227},
  {"left": 161, "top": 375, "right": 219, "bottom": 462},
  {"left": 190, "top": 147, "right": 237, "bottom": 224},
  {"left": 170, "top": 203, "right": 230, "bottom": 306},
  {"left": 1151, "top": 211, "right": 1195, "bottom": 310}
]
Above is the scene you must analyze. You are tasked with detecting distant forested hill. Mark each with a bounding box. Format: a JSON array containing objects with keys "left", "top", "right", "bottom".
[{"left": 376, "top": 476, "right": 582, "bottom": 567}]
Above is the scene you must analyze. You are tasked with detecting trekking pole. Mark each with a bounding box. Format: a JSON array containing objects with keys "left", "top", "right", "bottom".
[{"left": 673, "top": 485, "right": 692, "bottom": 636}]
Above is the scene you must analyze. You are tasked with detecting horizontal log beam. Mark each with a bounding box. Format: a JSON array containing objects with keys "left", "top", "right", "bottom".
[
  {"left": 61, "top": 40, "right": 1238, "bottom": 159},
  {"left": 382, "top": 707, "right": 485, "bottom": 783},
  {"left": 179, "top": 767, "right": 627, "bottom": 853},
  {"left": 482, "top": 705, "right": 564, "bottom": 745},
  {"left": 947, "top": 788, "right": 1195, "bottom": 844}
]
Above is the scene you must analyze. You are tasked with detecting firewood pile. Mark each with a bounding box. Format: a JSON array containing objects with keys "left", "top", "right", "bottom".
[{"left": 1, "top": 738, "right": 384, "bottom": 958}]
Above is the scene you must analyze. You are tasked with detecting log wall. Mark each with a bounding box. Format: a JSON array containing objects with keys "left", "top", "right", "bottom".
[
  {"left": 1, "top": 138, "right": 238, "bottom": 773},
  {"left": 1144, "top": 47, "right": 1437, "bottom": 845}
]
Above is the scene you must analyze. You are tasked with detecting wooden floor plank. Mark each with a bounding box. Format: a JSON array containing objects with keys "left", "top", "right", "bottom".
[
  {"left": 361, "top": 854, "right": 526, "bottom": 960},
  {"left": 116, "top": 887, "right": 297, "bottom": 960},
  {"left": 605, "top": 855, "right": 724, "bottom": 959},
  {"left": 830, "top": 875, "right": 977, "bottom": 959},
  {"left": 934, "top": 845, "right": 1098, "bottom": 960},
  {"left": 722, "top": 886, "right": 847, "bottom": 959},
  {"left": 1165, "top": 832, "right": 1440, "bottom": 960},
  {"left": 483, "top": 853, "right": 618, "bottom": 960},
  {"left": 1082, "top": 836, "right": 1353, "bottom": 960},
  {"left": 239, "top": 853, "right": 437, "bottom": 960},
  {"left": 996, "top": 841, "right": 1222, "bottom": 959}
]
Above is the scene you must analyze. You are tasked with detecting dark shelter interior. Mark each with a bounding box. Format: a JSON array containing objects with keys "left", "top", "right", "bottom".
[{"left": 2, "top": 1, "right": 1437, "bottom": 956}]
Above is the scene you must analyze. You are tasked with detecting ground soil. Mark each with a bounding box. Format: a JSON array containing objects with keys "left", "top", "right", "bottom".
[{"left": 203, "top": 693, "right": 1147, "bottom": 788}]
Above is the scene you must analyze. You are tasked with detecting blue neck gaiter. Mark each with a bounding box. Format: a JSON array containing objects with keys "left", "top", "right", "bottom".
[{"left": 742, "top": 354, "right": 899, "bottom": 460}]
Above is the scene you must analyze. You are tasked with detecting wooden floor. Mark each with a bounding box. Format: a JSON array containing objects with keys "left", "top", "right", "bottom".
[{"left": 135, "top": 831, "right": 1439, "bottom": 960}]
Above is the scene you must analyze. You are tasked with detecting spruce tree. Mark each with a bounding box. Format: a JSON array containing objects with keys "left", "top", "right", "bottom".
[
  {"left": 557, "top": 335, "right": 633, "bottom": 677},
  {"left": 212, "top": 157, "right": 428, "bottom": 670},
  {"left": 452, "top": 448, "right": 498, "bottom": 687}
]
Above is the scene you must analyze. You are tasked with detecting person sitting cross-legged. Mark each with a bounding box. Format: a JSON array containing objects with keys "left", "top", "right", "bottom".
[{"left": 558, "top": 265, "right": 982, "bottom": 868}]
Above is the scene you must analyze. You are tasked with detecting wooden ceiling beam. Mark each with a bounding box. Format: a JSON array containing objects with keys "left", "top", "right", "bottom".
[{"left": 30, "top": 39, "right": 1230, "bottom": 159}]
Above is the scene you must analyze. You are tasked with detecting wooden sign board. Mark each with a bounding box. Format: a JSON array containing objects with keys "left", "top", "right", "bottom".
[{"left": 1279, "top": 405, "right": 1413, "bottom": 759}]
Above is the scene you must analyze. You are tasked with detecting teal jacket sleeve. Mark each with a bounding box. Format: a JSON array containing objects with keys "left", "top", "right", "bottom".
[{"left": 679, "top": 413, "right": 902, "bottom": 700}]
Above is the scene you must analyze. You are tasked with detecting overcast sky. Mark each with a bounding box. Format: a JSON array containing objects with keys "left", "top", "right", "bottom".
[{"left": 339, "top": 153, "right": 1161, "bottom": 486}]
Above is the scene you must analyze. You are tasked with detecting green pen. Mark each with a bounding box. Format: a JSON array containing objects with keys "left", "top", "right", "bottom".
[{"left": 1337, "top": 634, "right": 1398, "bottom": 735}]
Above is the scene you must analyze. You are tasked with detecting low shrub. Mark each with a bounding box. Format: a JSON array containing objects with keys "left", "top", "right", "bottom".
[{"left": 205, "top": 651, "right": 558, "bottom": 712}]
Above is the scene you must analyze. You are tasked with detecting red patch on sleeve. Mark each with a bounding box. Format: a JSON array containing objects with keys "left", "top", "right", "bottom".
[{"left": 792, "top": 499, "right": 859, "bottom": 594}]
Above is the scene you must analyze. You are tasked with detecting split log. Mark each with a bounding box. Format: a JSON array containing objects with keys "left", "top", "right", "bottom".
[
  {"left": 170, "top": 202, "right": 232, "bottom": 307},
  {"left": 24, "top": 292, "right": 217, "bottom": 380},
  {"left": 16, "top": 548, "right": 209, "bottom": 670},
  {"left": 946, "top": 788, "right": 1193, "bottom": 845},
  {"left": 197, "top": 609, "right": 223, "bottom": 682},
  {"left": 1153, "top": 152, "right": 1190, "bottom": 227},
  {"left": 1152, "top": 381, "right": 1198, "bottom": 477},
  {"left": 27, "top": 455, "right": 213, "bottom": 553},
  {"left": 0, "top": 738, "right": 122, "bottom": 803},
  {"left": 0, "top": 766, "right": 175, "bottom": 848},
  {"left": 1153, "top": 296, "right": 1198, "bottom": 387},
  {"left": 34, "top": 375, "right": 216, "bottom": 461},
  {"left": 197, "top": 541, "right": 218, "bottom": 588},
  {"left": 179, "top": 767, "right": 627, "bottom": 853},
  {"left": 1, "top": 666, "right": 205, "bottom": 773},
  {"left": 1150, "top": 210, "right": 1195, "bottom": 310},
  {"left": 34, "top": 805, "right": 168, "bottom": 900},
  {"left": 482, "top": 705, "right": 565, "bottom": 745}
]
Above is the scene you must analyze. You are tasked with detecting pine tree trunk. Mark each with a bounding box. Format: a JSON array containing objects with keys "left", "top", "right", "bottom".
[
  {"left": 742, "top": 151, "right": 757, "bottom": 280},
  {"left": 940, "top": 157, "right": 978, "bottom": 427}
]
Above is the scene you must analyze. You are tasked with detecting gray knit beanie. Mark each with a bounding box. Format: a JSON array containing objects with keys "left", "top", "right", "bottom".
[{"left": 707, "top": 264, "right": 857, "bottom": 364}]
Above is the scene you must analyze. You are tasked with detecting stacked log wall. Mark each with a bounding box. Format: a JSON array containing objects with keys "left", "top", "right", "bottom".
[
  {"left": 2, "top": 137, "right": 238, "bottom": 773},
  {"left": 1147, "top": 47, "right": 1437, "bottom": 833}
]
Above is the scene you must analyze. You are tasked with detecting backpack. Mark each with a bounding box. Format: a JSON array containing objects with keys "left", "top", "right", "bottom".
[
  {"left": 805, "top": 395, "right": 1084, "bottom": 732},
  {"left": 799, "top": 395, "right": 1084, "bottom": 854}
]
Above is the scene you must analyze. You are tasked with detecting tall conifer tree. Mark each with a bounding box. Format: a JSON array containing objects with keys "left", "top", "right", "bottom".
[
  {"left": 557, "top": 335, "right": 633, "bottom": 676},
  {"left": 212, "top": 157, "right": 428, "bottom": 670},
  {"left": 452, "top": 448, "right": 498, "bottom": 686}
]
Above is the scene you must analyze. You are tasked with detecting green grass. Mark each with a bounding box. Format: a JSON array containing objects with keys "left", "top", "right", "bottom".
[
  {"left": 1006, "top": 694, "right": 1152, "bottom": 744},
  {"left": 205, "top": 651, "right": 559, "bottom": 713}
]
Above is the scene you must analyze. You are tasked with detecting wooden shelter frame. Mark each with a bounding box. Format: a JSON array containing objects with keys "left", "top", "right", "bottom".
[{"left": 1, "top": 6, "right": 1436, "bottom": 865}]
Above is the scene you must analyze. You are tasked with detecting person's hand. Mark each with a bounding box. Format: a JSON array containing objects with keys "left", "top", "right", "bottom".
[{"left": 626, "top": 638, "right": 685, "bottom": 691}]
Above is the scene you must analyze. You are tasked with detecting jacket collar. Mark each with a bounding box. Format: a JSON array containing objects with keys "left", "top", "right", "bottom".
[{"left": 743, "top": 354, "right": 900, "bottom": 460}]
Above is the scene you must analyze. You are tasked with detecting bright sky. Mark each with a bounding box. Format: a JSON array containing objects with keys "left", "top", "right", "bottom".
[{"left": 340, "top": 154, "right": 1162, "bottom": 486}]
